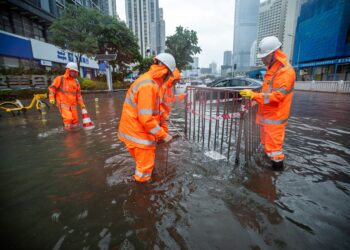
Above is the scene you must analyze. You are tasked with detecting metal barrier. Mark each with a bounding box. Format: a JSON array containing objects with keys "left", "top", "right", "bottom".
[
  {"left": 184, "top": 86, "right": 260, "bottom": 165},
  {"left": 295, "top": 81, "right": 350, "bottom": 93}
]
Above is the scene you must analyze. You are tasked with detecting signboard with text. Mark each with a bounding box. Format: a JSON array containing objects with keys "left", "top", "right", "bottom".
[{"left": 30, "top": 39, "right": 98, "bottom": 69}]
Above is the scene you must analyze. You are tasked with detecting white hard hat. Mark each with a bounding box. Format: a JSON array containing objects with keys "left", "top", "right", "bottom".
[
  {"left": 257, "top": 36, "right": 282, "bottom": 58},
  {"left": 66, "top": 62, "right": 78, "bottom": 72},
  {"left": 154, "top": 53, "right": 176, "bottom": 73}
]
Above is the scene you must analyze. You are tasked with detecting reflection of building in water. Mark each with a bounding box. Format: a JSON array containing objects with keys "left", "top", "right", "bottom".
[{"left": 245, "top": 170, "right": 277, "bottom": 203}]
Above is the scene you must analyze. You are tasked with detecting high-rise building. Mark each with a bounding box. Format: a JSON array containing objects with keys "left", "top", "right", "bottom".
[
  {"left": 0, "top": 0, "right": 116, "bottom": 75},
  {"left": 209, "top": 62, "right": 217, "bottom": 75},
  {"left": 125, "top": 0, "right": 165, "bottom": 57},
  {"left": 159, "top": 8, "right": 165, "bottom": 54},
  {"left": 100, "top": 0, "right": 117, "bottom": 17},
  {"left": 255, "top": 0, "right": 299, "bottom": 66},
  {"left": 223, "top": 51, "right": 232, "bottom": 66},
  {"left": 233, "top": 0, "right": 259, "bottom": 71},
  {"left": 293, "top": 0, "right": 350, "bottom": 81},
  {"left": 250, "top": 40, "right": 257, "bottom": 67}
]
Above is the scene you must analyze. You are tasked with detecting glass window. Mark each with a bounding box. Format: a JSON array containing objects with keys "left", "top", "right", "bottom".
[
  {"left": 215, "top": 80, "right": 230, "bottom": 87},
  {"left": 0, "top": 10, "right": 13, "bottom": 33}
]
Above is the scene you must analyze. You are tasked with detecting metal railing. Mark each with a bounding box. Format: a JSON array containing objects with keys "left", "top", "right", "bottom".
[
  {"left": 184, "top": 86, "right": 260, "bottom": 165},
  {"left": 295, "top": 80, "right": 350, "bottom": 93}
]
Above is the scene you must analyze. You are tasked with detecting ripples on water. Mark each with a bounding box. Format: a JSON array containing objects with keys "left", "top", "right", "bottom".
[{"left": 0, "top": 91, "right": 349, "bottom": 249}]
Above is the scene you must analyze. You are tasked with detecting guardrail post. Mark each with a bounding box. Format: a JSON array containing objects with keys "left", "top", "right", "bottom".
[
  {"left": 310, "top": 80, "right": 315, "bottom": 91},
  {"left": 337, "top": 80, "right": 344, "bottom": 93}
]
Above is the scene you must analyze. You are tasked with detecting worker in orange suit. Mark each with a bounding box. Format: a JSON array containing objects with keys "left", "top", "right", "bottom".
[
  {"left": 118, "top": 53, "right": 176, "bottom": 183},
  {"left": 48, "top": 62, "right": 86, "bottom": 130},
  {"left": 159, "top": 68, "right": 186, "bottom": 133},
  {"left": 240, "top": 36, "right": 296, "bottom": 170}
]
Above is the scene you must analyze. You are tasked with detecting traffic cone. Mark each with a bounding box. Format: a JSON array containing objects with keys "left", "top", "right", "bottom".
[{"left": 82, "top": 108, "right": 95, "bottom": 130}]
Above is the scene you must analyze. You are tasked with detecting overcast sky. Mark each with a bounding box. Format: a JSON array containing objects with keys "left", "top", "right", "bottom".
[{"left": 116, "top": 0, "right": 235, "bottom": 68}]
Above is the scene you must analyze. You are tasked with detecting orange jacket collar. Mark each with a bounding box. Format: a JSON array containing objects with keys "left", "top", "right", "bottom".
[{"left": 148, "top": 64, "right": 169, "bottom": 85}]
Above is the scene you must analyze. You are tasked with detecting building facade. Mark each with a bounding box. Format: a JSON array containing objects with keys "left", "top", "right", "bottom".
[
  {"left": 223, "top": 51, "right": 232, "bottom": 66},
  {"left": 125, "top": 0, "right": 165, "bottom": 57},
  {"left": 255, "top": 0, "right": 299, "bottom": 66},
  {"left": 233, "top": 0, "right": 259, "bottom": 71},
  {"left": 0, "top": 0, "right": 116, "bottom": 76},
  {"left": 293, "top": 0, "right": 350, "bottom": 81}
]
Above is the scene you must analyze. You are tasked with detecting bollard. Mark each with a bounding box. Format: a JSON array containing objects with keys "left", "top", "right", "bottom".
[
  {"left": 40, "top": 102, "right": 47, "bottom": 123},
  {"left": 95, "top": 97, "right": 100, "bottom": 114}
]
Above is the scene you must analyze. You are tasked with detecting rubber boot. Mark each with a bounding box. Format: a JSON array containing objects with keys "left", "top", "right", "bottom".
[{"left": 271, "top": 160, "right": 284, "bottom": 171}]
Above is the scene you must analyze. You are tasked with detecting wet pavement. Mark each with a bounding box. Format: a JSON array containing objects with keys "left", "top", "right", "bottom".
[{"left": 0, "top": 90, "right": 349, "bottom": 249}]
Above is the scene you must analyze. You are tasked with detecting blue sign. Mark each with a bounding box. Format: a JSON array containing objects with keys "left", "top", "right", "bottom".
[
  {"left": 68, "top": 52, "right": 74, "bottom": 62},
  {"left": 0, "top": 32, "right": 33, "bottom": 59},
  {"left": 294, "top": 57, "right": 350, "bottom": 68},
  {"left": 57, "top": 50, "right": 67, "bottom": 60}
]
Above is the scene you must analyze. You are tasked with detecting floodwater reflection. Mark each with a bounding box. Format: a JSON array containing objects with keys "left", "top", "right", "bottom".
[{"left": 0, "top": 91, "right": 349, "bottom": 249}]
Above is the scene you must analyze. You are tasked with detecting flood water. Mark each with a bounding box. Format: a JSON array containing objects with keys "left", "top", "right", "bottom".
[{"left": 0, "top": 90, "right": 350, "bottom": 249}]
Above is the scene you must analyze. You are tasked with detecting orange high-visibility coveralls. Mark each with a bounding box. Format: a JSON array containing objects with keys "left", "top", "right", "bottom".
[
  {"left": 49, "top": 70, "right": 85, "bottom": 129},
  {"left": 252, "top": 49, "right": 295, "bottom": 163},
  {"left": 118, "top": 64, "right": 170, "bottom": 182},
  {"left": 159, "top": 68, "right": 185, "bottom": 133}
]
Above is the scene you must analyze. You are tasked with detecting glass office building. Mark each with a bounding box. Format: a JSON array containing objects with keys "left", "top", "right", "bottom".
[{"left": 293, "top": 0, "right": 350, "bottom": 80}]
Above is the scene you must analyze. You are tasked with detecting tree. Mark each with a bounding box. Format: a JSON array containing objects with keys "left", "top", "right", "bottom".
[
  {"left": 49, "top": 5, "right": 101, "bottom": 74},
  {"left": 133, "top": 57, "right": 154, "bottom": 75},
  {"left": 165, "top": 26, "right": 202, "bottom": 71},
  {"left": 96, "top": 15, "right": 141, "bottom": 79}
]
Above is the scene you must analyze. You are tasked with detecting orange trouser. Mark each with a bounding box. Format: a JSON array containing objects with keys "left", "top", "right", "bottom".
[
  {"left": 260, "top": 124, "right": 285, "bottom": 162},
  {"left": 128, "top": 146, "right": 155, "bottom": 182},
  {"left": 58, "top": 105, "right": 79, "bottom": 129}
]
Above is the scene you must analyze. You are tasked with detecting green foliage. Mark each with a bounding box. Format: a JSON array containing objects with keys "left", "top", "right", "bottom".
[
  {"left": 165, "top": 26, "right": 202, "bottom": 71},
  {"left": 81, "top": 79, "right": 107, "bottom": 90},
  {"left": 113, "top": 80, "right": 131, "bottom": 89},
  {"left": 133, "top": 57, "right": 154, "bottom": 74},
  {"left": 49, "top": 5, "right": 102, "bottom": 73},
  {"left": 0, "top": 67, "right": 64, "bottom": 76},
  {"left": 96, "top": 15, "right": 141, "bottom": 77},
  {"left": 49, "top": 5, "right": 141, "bottom": 79}
]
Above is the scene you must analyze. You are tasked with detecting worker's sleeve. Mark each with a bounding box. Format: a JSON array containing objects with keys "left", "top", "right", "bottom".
[
  {"left": 253, "top": 69, "right": 295, "bottom": 105},
  {"left": 48, "top": 77, "right": 61, "bottom": 101},
  {"left": 160, "top": 103, "right": 170, "bottom": 121},
  {"left": 137, "top": 84, "right": 167, "bottom": 139},
  {"left": 76, "top": 82, "right": 85, "bottom": 106}
]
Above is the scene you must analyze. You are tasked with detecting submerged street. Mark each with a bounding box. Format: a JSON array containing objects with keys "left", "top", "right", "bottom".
[{"left": 0, "top": 90, "right": 349, "bottom": 249}]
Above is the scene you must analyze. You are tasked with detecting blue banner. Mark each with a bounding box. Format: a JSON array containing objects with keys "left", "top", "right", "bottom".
[{"left": 0, "top": 32, "right": 33, "bottom": 59}]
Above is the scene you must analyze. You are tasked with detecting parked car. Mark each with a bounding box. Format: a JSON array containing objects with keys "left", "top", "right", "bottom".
[
  {"left": 203, "top": 77, "right": 262, "bottom": 100},
  {"left": 211, "top": 77, "right": 262, "bottom": 90}
]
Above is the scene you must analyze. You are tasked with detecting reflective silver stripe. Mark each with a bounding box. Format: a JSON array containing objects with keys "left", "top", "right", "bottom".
[
  {"left": 138, "top": 108, "right": 153, "bottom": 115},
  {"left": 267, "top": 80, "right": 273, "bottom": 92},
  {"left": 271, "top": 158, "right": 283, "bottom": 162},
  {"left": 150, "top": 125, "right": 161, "bottom": 135},
  {"left": 267, "top": 150, "right": 284, "bottom": 157},
  {"left": 59, "top": 104, "right": 78, "bottom": 109},
  {"left": 57, "top": 89, "right": 69, "bottom": 94},
  {"left": 134, "top": 169, "right": 152, "bottom": 178},
  {"left": 118, "top": 131, "right": 155, "bottom": 145},
  {"left": 49, "top": 91, "right": 54, "bottom": 95},
  {"left": 264, "top": 93, "right": 269, "bottom": 104},
  {"left": 260, "top": 118, "right": 288, "bottom": 124},
  {"left": 273, "top": 87, "right": 294, "bottom": 95},
  {"left": 130, "top": 79, "right": 156, "bottom": 101},
  {"left": 124, "top": 97, "right": 136, "bottom": 107}
]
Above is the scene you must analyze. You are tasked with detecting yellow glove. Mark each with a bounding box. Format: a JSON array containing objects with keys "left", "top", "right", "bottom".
[
  {"left": 49, "top": 99, "right": 55, "bottom": 105},
  {"left": 239, "top": 89, "right": 254, "bottom": 99}
]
